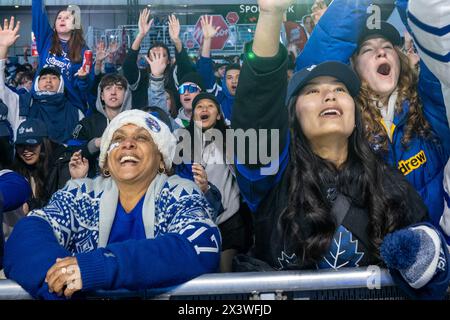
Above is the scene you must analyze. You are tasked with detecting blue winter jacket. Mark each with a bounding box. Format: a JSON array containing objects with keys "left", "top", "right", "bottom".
[
  {"left": 32, "top": 0, "right": 95, "bottom": 115},
  {"left": 296, "top": 0, "right": 450, "bottom": 236},
  {"left": 27, "top": 91, "right": 80, "bottom": 144}
]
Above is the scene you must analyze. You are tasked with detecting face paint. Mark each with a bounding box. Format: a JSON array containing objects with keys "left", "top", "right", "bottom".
[{"left": 107, "top": 142, "right": 120, "bottom": 155}]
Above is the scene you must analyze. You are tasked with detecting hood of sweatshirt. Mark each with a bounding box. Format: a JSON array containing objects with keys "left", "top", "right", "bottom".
[
  {"left": 33, "top": 74, "right": 65, "bottom": 96},
  {"left": 95, "top": 82, "right": 133, "bottom": 118}
]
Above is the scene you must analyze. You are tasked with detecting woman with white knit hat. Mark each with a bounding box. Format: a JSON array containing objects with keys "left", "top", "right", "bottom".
[{"left": 4, "top": 109, "right": 220, "bottom": 300}]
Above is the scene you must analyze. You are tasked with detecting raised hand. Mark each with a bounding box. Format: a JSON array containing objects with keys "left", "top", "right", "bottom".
[
  {"left": 0, "top": 17, "right": 20, "bottom": 59},
  {"left": 95, "top": 40, "right": 107, "bottom": 62},
  {"left": 168, "top": 14, "right": 181, "bottom": 42},
  {"left": 145, "top": 50, "right": 167, "bottom": 77},
  {"left": 69, "top": 150, "right": 89, "bottom": 179},
  {"left": 257, "top": 0, "right": 295, "bottom": 13},
  {"left": 138, "top": 8, "right": 153, "bottom": 37},
  {"left": 200, "top": 15, "right": 220, "bottom": 40}
]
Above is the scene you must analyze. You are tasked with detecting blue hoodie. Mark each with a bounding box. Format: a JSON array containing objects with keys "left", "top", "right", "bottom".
[
  {"left": 32, "top": 0, "right": 95, "bottom": 115},
  {"left": 24, "top": 74, "right": 80, "bottom": 144},
  {"left": 197, "top": 56, "right": 235, "bottom": 123},
  {"left": 296, "top": 0, "right": 450, "bottom": 239}
]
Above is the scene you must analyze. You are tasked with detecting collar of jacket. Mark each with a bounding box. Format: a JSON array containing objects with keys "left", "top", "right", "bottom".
[{"left": 97, "top": 173, "right": 169, "bottom": 247}]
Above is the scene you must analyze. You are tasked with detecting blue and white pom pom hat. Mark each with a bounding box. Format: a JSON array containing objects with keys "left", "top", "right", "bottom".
[{"left": 99, "top": 109, "right": 177, "bottom": 170}]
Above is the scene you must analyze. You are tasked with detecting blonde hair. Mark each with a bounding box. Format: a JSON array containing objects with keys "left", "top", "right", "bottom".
[{"left": 352, "top": 47, "right": 432, "bottom": 152}]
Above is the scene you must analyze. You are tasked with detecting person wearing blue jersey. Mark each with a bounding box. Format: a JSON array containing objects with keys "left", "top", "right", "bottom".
[
  {"left": 0, "top": 18, "right": 80, "bottom": 144},
  {"left": 4, "top": 109, "right": 220, "bottom": 300},
  {"left": 32, "top": 0, "right": 94, "bottom": 115},
  {"left": 295, "top": 0, "right": 450, "bottom": 238},
  {"left": 231, "top": 0, "right": 450, "bottom": 299},
  {"left": 401, "top": 0, "right": 450, "bottom": 238}
]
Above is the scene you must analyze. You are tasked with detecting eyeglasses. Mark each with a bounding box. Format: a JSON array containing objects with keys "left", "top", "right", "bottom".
[{"left": 178, "top": 84, "right": 200, "bottom": 95}]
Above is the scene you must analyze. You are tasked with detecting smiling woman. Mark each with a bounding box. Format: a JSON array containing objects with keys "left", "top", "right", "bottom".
[
  {"left": 231, "top": 0, "right": 450, "bottom": 300},
  {"left": 12, "top": 118, "right": 72, "bottom": 212},
  {"left": 4, "top": 109, "right": 221, "bottom": 300}
]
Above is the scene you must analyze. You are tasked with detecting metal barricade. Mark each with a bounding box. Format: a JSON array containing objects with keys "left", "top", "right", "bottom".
[{"left": 0, "top": 267, "right": 414, "bottom": 300}]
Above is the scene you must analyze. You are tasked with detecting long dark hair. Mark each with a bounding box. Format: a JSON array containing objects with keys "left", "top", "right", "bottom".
[
  {"left": 280, "top": 97, "right": 414, "bottom": 267},
  {"left": 50, "top": 10, "right": 86, "bottom": 63},
  {"left": 12, "top": 138, "right": 54, "bottom": 201}
]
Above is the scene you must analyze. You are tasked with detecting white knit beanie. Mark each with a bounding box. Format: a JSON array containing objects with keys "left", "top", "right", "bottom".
[{"left": 99, "top": 109, "right": 177, "bottom": 170}]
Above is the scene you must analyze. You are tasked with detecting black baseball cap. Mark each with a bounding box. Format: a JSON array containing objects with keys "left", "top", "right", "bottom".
[
  {"left": 286, "top": 61, "right": 361, "bottom": 105},
  {"left": 358, "top": 21, "right": 402, "bottom": 49},
  {"left": 192, "top": 93, "right": 221, "bottom": 112},
  {"left": 15, "top": 118, "right": 48, "bottom": 145},
  {"left": 38, "top": 65, "right": 61, "bottom": 78}
]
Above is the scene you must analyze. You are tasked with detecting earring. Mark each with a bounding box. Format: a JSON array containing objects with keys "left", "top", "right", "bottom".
[
  {"left": 158, "top": 166, "right": 166, "bottom": 175},
  {"left": 103, "top": 169, "right": 111, "bottom": 177}
]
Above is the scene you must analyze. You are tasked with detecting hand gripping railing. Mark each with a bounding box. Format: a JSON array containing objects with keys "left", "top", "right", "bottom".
[{"left": 0, "top": 267, "right": 406, "bottom": 300}]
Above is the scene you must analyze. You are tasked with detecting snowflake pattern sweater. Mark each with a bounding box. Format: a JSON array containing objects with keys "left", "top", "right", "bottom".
[{"left": 4, "top": 174, "right": 221, "bottom": 300}]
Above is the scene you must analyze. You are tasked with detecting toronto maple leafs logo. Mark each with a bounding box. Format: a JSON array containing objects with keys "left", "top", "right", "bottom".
[
  {"left": 317, "top": 225, "right": 364, "bottom": 270},
  {"left": 277, "top": 251, "right": 298, "bottom": 270},
  {"left": 146, "top": 116, "right": 161, "bottom": 132}
]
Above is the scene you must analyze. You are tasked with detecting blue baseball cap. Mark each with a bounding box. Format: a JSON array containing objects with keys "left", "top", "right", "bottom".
[
  {"left": 15, "top": 118, "right": 48, "bottom": 145},
  {"left": 286, "top": 61, "right": 361, "bottom": 105}
]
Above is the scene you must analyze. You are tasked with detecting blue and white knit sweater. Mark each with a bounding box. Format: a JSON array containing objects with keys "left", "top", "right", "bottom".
[{"left": 4, "top": 174, "right": 221, "bottom": 300}]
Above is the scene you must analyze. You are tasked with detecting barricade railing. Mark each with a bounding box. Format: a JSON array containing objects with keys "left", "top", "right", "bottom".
[{"left": 0, "top": 267, "right": 416, "bottom": 300}]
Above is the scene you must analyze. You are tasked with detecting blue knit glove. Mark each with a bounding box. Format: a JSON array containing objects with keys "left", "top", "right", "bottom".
[{"left": 380, "top": 225, "right": 448, "bottom": 289}]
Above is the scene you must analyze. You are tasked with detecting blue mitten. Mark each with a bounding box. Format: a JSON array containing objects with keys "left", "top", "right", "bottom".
[{"left": 380, "top": 225, "right": 447, "bottom": 289}]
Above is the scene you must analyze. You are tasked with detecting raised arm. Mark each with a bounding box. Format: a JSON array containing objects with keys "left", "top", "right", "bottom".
[
  {"left": 0, "top": 17, "right": 22, "bottom": 140},
  {"left": 197, "top": 16, "right": 220, "bottom": 90},
  {"left": 168, "top": 14, "right": 182, "bottom": 54},
  {"left": 32, "top": 0, "right": 53, "bottom": 55},
  {"left": 296, "top": 0, "right": 371, "bottom": 70},
  {"left": 200, "top": 15, "right": 220, "bottom": 59},
  {"left": 131, "top": 8, "right": 154, "bottom": 52},
  {"left": 231, "top": 0, "right": 293, "bottom": 211},
  {"left": 168, "top": 14, "right": 196, "bottom": 81}
]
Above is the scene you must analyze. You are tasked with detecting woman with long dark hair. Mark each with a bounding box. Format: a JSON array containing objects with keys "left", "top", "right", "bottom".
[
  {"left": 232, "top": 0, "right": 450, "bottom": 299},
  {"left": 32, "top": 0, "right": 94, "bottom": 114},
  {"left": 12, "top": 118, "right": 70, "bottom": 212}
]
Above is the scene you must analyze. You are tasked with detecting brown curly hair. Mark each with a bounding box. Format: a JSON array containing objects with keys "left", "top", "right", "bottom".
[{"left": 352, "top": 47, "right": 432, "bottom": 152}]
